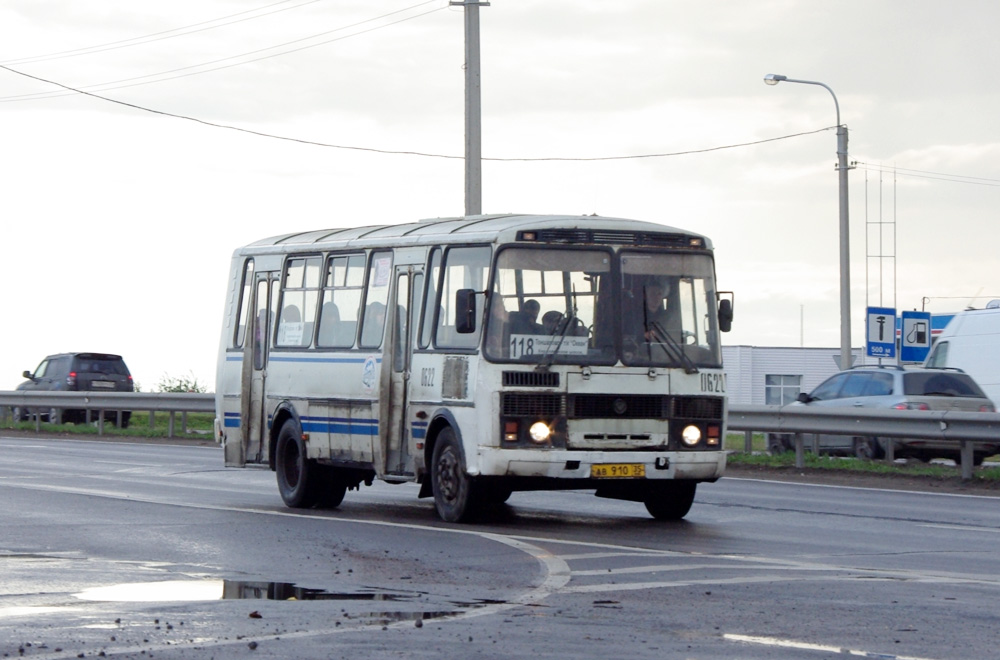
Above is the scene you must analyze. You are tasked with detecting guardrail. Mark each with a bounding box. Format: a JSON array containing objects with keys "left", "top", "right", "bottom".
[
  {"left": 0, "top": 391, "right": 215, "bottom": 438},
  {"left": 728, "top": 404, "right": 1000, "bottom": 479},
  {"left": 3, "top": 393, "right": 999, "bottom": 479}
]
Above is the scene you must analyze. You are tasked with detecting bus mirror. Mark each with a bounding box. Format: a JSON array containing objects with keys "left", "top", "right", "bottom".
[
  {"left": 718, "top": 295, "right": 734, "bottom": 333},
  {"left": 455, "top": 289, "right": 477, "bottom": 334}
]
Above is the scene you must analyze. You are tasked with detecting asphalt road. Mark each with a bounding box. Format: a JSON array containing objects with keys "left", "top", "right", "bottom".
[{"left": 2, "top": 435, "right": 999, "bottom": 659}]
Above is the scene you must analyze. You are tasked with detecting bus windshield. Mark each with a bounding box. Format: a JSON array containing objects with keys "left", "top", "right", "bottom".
[{"left": 484, "top": 247, "right": 722, "bottom": 368}]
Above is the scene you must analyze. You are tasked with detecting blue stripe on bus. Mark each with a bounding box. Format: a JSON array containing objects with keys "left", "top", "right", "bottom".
[
  {"left": 302, "top": 417, "right": 378, "bottom": 435},
  {"left": 269, "top": 356, "right": 382, "bottom": 365},
  {"left": 223, "top": 413, "right": 378, "bottom": 435},
  {"left": 411, "top": 420, "right": 428, "bottom": 440},
  {"left": 224, "top": 355, "right": 382, "bottom": 364}
]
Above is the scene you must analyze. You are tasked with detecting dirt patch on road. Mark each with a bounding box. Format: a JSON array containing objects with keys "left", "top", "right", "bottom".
[{"left": 724, "top": 462, "right": 1000, "bottom": 497}]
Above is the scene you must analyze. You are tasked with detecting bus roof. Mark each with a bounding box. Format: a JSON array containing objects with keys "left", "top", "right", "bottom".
[{"left": 238, "top": 214, "right": 713, "bottom": 253}]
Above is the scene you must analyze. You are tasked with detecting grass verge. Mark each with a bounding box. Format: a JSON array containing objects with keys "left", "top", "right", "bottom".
[{"left": 1, "top": 412, "right": 214, "bottom": 439}]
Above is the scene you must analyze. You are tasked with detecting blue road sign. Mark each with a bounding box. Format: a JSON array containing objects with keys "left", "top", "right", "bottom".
[
  {"left": 866, "top": 306, "right": 897, "bottom": 359},
  {"left": 900, "top": 310, "right": 932, "bottom": 363}
]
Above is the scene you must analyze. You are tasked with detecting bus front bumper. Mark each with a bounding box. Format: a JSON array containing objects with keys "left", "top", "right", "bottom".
[{"left": 474, "top": 448, "right": 726, "bottom": 482}]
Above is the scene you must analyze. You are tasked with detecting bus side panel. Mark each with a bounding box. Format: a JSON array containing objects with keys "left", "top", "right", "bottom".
[
  {"left": 310, "top": 399, "right": 377, "bottom": 465},
  {"left": 270, "top": 354, "right": 380, "bottom": 469},
  {"left": 219, "top": 355, "right": 245, "bottom": 467},
  {"left": 217, "top": 254, "right": 246, "bottom": 466}
]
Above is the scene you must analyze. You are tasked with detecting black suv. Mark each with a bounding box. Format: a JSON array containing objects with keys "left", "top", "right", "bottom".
[{"left": 14, "top": 353, "right": 134, "bottom": 426}]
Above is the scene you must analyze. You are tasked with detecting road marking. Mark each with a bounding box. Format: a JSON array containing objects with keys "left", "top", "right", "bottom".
[
  {"left": 725, "top": 633, "right": 940, "bottom": 660},
  {"left": 724, "top": 475, "right": 1000, "bottom": 500},
  {"left": 920, "top": 523, "right": 1000, "bottom": 534}
]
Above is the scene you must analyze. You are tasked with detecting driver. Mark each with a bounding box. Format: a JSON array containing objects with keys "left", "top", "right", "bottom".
[{"left": 640, "top": 281, "right": 671, "bottom": 342}]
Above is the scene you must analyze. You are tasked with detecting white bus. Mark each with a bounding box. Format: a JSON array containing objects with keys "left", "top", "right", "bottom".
[{"left": 214, "top": 214, "right": 734, "bottom": 522}]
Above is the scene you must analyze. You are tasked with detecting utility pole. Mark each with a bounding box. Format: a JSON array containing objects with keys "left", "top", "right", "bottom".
[{"left": 451, "top": 1, "right": 489, "bottom": 217}]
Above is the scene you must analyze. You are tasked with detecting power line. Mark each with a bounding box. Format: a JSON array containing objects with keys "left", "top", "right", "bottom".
[
  {"left": 0, "top": 63, "right": 840, "bottom": 162},
  {"left": 854, "top": 161, "right": 1000, "bottom": 187},
  {"left": 4, "top": 62, "right": 998, "bottom": 183},
  {"left": 0, "top": 0, "right": 325, "bottom": 65},
  {"left": 0, "top": 1, "right": 445, "bottom": 102},
  {"left": 483, "top": 128, "right": 837, "bottom": 161}
]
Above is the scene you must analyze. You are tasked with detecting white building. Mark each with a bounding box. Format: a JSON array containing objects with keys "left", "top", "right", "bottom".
[{"left": 722, "top": 345, "right": 865, "bottom": 406}]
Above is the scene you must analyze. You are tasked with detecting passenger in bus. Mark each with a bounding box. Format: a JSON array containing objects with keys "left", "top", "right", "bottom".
[
  {"left": 542, "top": 310, "right": 564, "bottom": 334},
  {"left": 522, "top": 299, "right": 543, "bottom": 333},
  {"left": 318, "top": 302, "right": 340, "bottom": 346},
  {"left": 361, "top": 301, "right": 386, "bottom": 346},
  {"left": 508, "top": 299, "right": 544, "bottom": 337}
]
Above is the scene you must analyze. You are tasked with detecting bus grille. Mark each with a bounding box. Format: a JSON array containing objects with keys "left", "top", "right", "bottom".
[
  {"left": 570, "top": 394, "right": 667, "bottom": 419},
  {"left": 672, "top": 396, "right": 724, "bottom": 419},
  {"left": 502, "top": 393, "right": 723, "bottom": 421},
  {"left": 502, "top": 371, "right": 560, "bottom": 388},
  {"left": 502, "top": 393, "right": 565, "bottom": 417}
]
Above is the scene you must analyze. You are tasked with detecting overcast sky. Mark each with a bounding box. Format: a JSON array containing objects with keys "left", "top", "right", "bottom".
[{"left": 2, "top": 0, "right": 998, "bottom": 390}]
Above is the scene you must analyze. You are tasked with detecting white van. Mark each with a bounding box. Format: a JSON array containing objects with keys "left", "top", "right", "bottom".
[{"left": 924, "top": 306, "right": 1000, "bottom": 407}]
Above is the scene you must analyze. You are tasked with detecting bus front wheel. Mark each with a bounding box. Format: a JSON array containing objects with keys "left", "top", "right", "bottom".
[
  {"left": 643, "top": 481, "right": 697, "bottom": 520},
  {"left": 276, "top": 420, "right": 322, "bottom": 509},
  {"left": 431, "top": 427, "right": 480, "bottom": 523}
]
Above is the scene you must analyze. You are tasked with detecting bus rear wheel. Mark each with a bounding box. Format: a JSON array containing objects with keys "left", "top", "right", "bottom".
[
  {"left": 276, "top": 420, "right": 323, "bottom": 509},
  {"left": 643, "top": 481, "right": 697, "bottom": 520},
  {"left": 431, "top": 427, "right": 480, "bottom": 523}
]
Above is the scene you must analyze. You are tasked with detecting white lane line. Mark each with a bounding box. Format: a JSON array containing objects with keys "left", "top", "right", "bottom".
[
  {"left": 574, "top": 562, "right": 761, "bottom": 576},
  {"left": 920, "top": 523, "right": 1000, "bottom": 534},
  {"left": 725, "top": 633, "right": 940, "bottom": 660},
  {"left": 723, "top": 476, "right": 1000, "bottom": 500},
  {"left": 564, "top": 574, "right": 818, "bottom": 594}
]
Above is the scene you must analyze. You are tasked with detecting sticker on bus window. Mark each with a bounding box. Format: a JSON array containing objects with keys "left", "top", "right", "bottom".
[
  {"left": 509, "top": 334, "right": 589, "bottom": 359},
  {"left": 373, "top": 257, "right": 392, "bottom": 287},
  {"left": 278, "top": 322, "right": 304, "bottom": 346}
]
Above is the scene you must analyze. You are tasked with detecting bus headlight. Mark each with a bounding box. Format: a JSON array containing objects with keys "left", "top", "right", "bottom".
[
  {"left": 681, "top": 425, "right": 702, "bottom": 447},
  {"left": 529, "top": 422, "right": 552, "bottom": 444}
]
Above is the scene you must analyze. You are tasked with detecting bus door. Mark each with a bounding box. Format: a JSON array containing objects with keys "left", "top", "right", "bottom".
[
  {"left": 241, "top": 273, "right": 279, "bottom": 465},
  {"left": 385, "top": 266, "right": 421, "bottom": 476}
]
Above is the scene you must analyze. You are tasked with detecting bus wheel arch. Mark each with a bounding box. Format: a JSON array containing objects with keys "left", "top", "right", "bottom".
[
  {"left": 422, "top": 413, "right": 482, "bottom": 522},
  {"left": 418, "top": 413, "right": 460, "bottom": 499},
  {"left": 268, "top": 403, "right": 299, "bottom": 471}
]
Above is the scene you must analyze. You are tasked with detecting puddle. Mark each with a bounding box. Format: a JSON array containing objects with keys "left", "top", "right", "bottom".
[{"left": 75, "top": 580, "right": 420, "bottom": 603}]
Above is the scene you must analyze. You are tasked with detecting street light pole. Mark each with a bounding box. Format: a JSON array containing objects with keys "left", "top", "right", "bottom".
[
  {"left": 764, "top": 73, "right": 853, "bottom": 370},
  {"left": 452, "top": 0, "right": 490, "bottom": 217}
]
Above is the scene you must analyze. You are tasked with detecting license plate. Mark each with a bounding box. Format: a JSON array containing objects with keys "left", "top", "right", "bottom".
[
  {"left": 91, "top": 381, "right": 115, "bottom": 389},
  {"left": 591, "top": 463, "right": 646, "bottom": 478}
]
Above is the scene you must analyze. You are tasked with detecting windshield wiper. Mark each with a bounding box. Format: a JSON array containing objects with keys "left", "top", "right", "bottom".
[
  {"left": 537, "top": 311, "right": 576, "bottom": 371},
  {"left": 647, "top": 320, "right": 699, "bottom": 374}
]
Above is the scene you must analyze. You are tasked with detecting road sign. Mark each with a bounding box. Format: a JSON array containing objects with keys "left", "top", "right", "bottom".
[
  {"left": 866, "top": 306, "right": 897, "bottom": 359},
  {"left": 900, "top": 310, "right": 932, "bottom": 363}
]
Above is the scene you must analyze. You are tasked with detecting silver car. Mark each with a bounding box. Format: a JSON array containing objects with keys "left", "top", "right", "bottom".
[{"left": 767, "top": 366, "right": 997, "bottom": 463}]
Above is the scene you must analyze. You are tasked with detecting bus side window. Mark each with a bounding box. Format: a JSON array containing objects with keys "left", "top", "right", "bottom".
[
  {"left": 277, "top": 256, "right": 321, "bottom": 347},
  {"left": 419, "top": 248, "right": 442, "bottom": 349},
  {"left": 435, "top": 246, "right": 490, "bottom": 350},
  {"left": 319, "top": 254, "right": 366, "bottom": 348},
  {"left": 360, "top": 251, "right": 393, "bottom": 349},
  {"left": 233, "top": 259, "right": 254, "bottom": 348}
]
